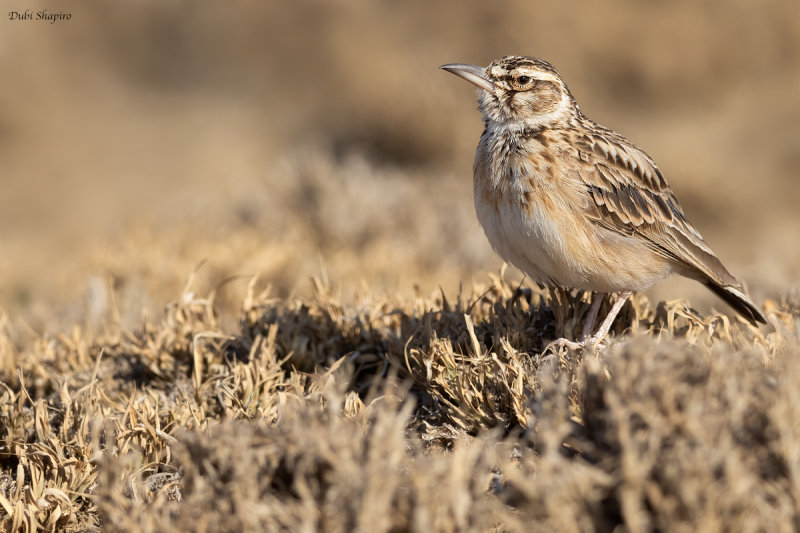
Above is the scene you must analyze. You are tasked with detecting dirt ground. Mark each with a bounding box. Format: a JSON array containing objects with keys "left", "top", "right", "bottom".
[{"left": 1, "top": 1, "right": 799, "bottom": 531}]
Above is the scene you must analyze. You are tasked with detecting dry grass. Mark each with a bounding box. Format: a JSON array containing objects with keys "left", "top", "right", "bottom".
[
  {"left": 1, "top": 269, "right": 798, "bottom": 531},
  {"left": 3, "top": 3, "right": 800, "bottom": 531}
]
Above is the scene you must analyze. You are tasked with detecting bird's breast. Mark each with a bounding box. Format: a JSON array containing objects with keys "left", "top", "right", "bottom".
[{"left": 473, "top": 133, "right": 572, "bottom": 285}]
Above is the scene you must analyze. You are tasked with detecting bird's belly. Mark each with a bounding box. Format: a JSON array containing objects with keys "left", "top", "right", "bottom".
[
  {"left": 475, "top": 191, "right": 570, "bottom": 286},
  {"left": 474, "top": 188, "right": 672, "bottom": 291}
]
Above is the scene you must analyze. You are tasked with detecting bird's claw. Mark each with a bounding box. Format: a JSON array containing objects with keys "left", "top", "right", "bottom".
[
  {"left": 542, "top": 334, "right": 608, "bottom": 359},
  {"left": 545, "top": 337, "right": 584, "bottom": 352}
]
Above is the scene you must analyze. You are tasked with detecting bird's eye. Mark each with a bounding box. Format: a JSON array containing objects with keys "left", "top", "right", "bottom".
[{"left": 513, "top": 75, "right": 533, "bottom": 89}]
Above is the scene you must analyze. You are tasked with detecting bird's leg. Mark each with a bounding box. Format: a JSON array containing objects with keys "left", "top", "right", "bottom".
[
  {"left": 581, "top": 292, "right": 604, "bottom": 340},
  {"left": 586, "top": 290, "right": 632, "bottom": 346},
  {"left": 543, "top": 295, "right": 589, "bottom": 352},
  {"left": 544, "top": 290, "right": 632, "bottom": 355}
]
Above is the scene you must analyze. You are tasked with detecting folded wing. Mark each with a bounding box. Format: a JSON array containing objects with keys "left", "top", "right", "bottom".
[{"left": 568, "top": 126, "right": 766, "bottom": 324}]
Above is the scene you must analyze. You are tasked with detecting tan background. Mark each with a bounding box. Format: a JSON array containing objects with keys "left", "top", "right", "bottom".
[{"left": 1, "top": 0, "right": 798, "bottom": 328}]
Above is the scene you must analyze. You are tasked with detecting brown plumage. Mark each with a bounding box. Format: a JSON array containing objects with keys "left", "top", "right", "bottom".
[{"left": 441, "top": 56, "right": 766, "bottom": 346}]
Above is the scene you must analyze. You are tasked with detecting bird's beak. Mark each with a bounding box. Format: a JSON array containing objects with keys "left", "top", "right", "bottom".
[{"left": 440, "top": 63, "right": 495, "bottom": 93}]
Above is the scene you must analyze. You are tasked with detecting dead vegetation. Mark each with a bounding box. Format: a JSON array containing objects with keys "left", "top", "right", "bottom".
[
  {"left": 2, "top": 3, "right": 800, "bottom": 531},
  {"left": 1, "top": 270, "right": 798, "bottom": 532}
]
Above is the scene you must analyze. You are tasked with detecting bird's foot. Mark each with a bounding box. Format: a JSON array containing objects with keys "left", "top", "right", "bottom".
[
  {"left": 542, "top": 333, "right": 607, "bottom": 358},
  {"left": 544, "top": 337, "right": 584, "bottom": 352},
  {"left": 538, "top": 337, "right": 584, "bottom": 367}
]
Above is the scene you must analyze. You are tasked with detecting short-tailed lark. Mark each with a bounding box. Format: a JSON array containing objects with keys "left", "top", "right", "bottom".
[{"left": 441, "top": 55, "right": 766, "bottom": 347}]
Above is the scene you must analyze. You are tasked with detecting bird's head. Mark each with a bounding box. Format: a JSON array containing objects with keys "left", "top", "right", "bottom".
[{"left": 441, "top": 56, "right": 578, "bottom": 132}]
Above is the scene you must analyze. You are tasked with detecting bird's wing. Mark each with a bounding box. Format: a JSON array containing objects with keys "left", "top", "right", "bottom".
[{"left": 568, "top": 128, "right": 740, "bottom": 288}]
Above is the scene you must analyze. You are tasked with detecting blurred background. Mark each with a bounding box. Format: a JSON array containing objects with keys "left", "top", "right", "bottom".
[{"left": 1, "top": 0, "right": 798, "bottom": 330}]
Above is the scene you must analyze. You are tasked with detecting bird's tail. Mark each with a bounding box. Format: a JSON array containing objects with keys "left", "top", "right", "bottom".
[{"left": 703, "top": 281, "right": 767, "bottom": 325}]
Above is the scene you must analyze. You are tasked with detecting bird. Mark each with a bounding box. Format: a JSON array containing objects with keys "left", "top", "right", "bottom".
[{"left": 440, "top": 55, "right": 766, "bottom": 348}]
